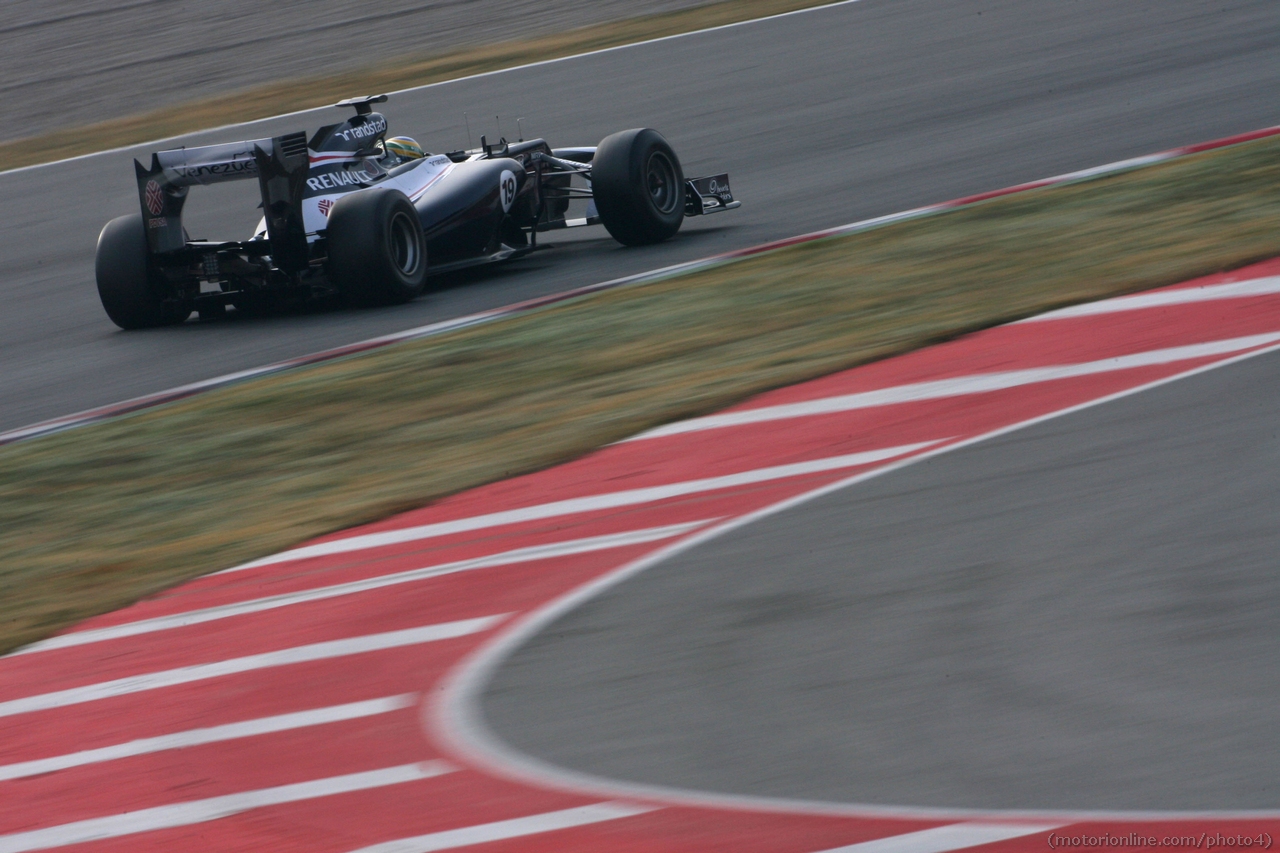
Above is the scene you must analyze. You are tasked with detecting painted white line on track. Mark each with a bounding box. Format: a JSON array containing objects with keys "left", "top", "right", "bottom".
[
  {"left": 0, "top": 694, "right": 415, "bottom": 782},
  {"left": 227, "top": 441, "right": 942, "bottom": 573},
  {"left": 626, "top": 333, "right": 1280, "bottom": 440},
  {"left": 0, "top": 761, "right": 452, "bottom": 853},
  {"left": 0, "top": 617, "right": 502, "bottom": 719},
  {"left": 19, "top": 521, "right": 711, "bottom": 655},
  {"left": 1019, "top": 275, "right": 1280, "bottom": 322},
  {"left": 344, "top": 802, "right": 658, "bottom": 853},
  {"left": 813, "top": 823, "right": 1062, "bottom": 853},
  {"left": 0, "top": 1, "right": 864, "bottom": 178}
]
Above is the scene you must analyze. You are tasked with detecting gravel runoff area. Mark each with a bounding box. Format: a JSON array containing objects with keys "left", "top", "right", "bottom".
[{"left": 1, "top": 0, "right": 714, "bottom": 143}]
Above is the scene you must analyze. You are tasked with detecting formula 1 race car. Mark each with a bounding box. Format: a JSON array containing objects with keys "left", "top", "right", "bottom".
[{"left": 95, "top": 94, "right": 740, "bottom": 328}]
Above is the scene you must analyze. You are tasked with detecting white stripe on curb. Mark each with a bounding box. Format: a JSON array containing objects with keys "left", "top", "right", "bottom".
[
  {"left": 1019, "top": 275, "right": 1280, "bottom": 322},
  {"left": 0, "top": 694, "right": 416, "bottom": 782},
  {"left": 344, "top": 802, "right": 659, "bottom": 853},
  {"left": 626, "top": 333, "right": 1280, "bottom": 441},
  {"left": 18, "top": 521, "right": 710, "bottom": 656},
  {"left": 226, "top": 441, "right": 942, "bottom": 573},
  {"left": 0, "top": 762, "right": 452, "bottom": 853},
  {"left": 0, "top": 617, "right": 502, "bottom": 719},
  {"left": 813, "top": 822, "right": 1062, "bottom": 853}
]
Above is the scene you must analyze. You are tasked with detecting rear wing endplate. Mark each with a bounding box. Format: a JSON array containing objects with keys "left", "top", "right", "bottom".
[{"left": 134, "top": 131, "right": 311, "bottom": 270}]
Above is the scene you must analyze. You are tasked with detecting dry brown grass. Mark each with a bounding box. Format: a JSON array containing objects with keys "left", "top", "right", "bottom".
[
  {"left": 0, "top": 0, "right": 836, "bottom": 172},
  {"left": 2, "top": 134, "right": 1280, "bottom": 654}
]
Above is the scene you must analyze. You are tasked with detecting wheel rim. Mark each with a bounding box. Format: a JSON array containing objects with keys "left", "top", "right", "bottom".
[
  {"left": 645, "top": 151, "right": 679, "bottom": 215},
  {"left": 387, "top": 211, "right": 422, "bottom": 277}
]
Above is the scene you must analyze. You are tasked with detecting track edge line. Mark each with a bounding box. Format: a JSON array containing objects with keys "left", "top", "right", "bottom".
[{"left": 427, "top": 340, "right": 1280, "bottom": 823}]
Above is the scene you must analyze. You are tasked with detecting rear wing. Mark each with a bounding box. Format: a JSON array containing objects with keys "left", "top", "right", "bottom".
[{"left": 134, "top": 131, "right": 312, "bottom": 272}]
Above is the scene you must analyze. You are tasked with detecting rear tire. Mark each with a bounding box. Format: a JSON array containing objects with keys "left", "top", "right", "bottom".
[
  {"left": 327, "top": 189, "right": 427, "bottom": 306},
  {"left": 95, "top": 214, "right": 190, "bottom": 329},
  {"left": 592, "top": 128, "right": 685, "bottom": 246}
]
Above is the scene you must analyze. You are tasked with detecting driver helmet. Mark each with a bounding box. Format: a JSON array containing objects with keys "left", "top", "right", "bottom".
[{"left": 384, "top": 136, "right": 425, "bottom": 163}]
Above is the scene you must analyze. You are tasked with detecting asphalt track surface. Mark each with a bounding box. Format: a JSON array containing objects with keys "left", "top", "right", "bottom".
[
  {"left": 484, "top": 344, "right": 1280, "bottom": 812},
  {"left": 3, "top": 0, "right": 1280, "bottom": 432},
  {"left": 3, "top": 0, "right": 1280, "bottom": 830}
]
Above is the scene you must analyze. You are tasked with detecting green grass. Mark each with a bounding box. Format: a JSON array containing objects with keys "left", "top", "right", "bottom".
[
  {"left": 0, "top": 0, "right": 838, "bottom": 172},
  {"left": 3, "top": 134, "right": 1280, "bottom": 654}
]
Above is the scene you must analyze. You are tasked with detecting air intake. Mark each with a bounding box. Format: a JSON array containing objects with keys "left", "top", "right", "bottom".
[{"left": 277, "top": 131, "right": 309, "bottom": 159}]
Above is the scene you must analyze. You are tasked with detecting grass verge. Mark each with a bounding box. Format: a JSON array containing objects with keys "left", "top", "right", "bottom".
[
  {"left": 0, "top": 0, "right": 838, "bottom": 173},
  {"left": 3, "top": 134, "right": 1280, "bottom": 654}
]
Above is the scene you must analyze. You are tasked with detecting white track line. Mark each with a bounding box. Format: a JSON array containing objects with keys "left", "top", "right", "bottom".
[
  {"left": 18, "top": 522, "right": 710, "bottom": 656},
  {"left": 344, "top": 802, "right": 658, "bottom": 853},
  {"left": 814, "top": 823, "right": 1062, "bottom": 853},
  {"left": 0, "top": 762, "right": 452, "bottom": 853},
  {"left": 227, "top": 441, "right": 942, "bottom": 572},
  {"left": 0, "top": 694, "right": 415, "bottom": 782},
  {"left": 1019, "top": 275, "right": 1280, "bottom": 322},
  {"left": 626, "top": 333, "right": 1280, "bottom": 440},
  {"left": 0, "top": 1, "right": 863, "bottom": 177},
  {"left": 0, "top": 617, "right": 502, "bottom": 719}
]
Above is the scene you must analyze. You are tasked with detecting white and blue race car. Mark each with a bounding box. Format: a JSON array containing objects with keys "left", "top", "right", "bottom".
[{"left": 95, "top": 94, "right": 739, "bottom": 328}]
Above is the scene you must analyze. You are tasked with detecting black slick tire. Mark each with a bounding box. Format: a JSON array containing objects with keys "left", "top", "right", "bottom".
[
  {"left": 95, "top": 214, "right": 190, "bottom": 329},
  {"left": 592, "top": 128, "right": 685, "bottom": 246},
  {"left": 326, "top": 189, "right": 427, "bottom": 306}
]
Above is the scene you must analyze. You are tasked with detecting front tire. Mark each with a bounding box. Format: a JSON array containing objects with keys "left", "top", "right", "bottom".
[
  {"left": 95, "top": 215, "right": 190, "bottom": 329},
  {"left": 592, "top": 128, "right": 685, "bottom": 246},
  {"left": 327, "top": 189, "right": 427, "bottom": 306}
]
